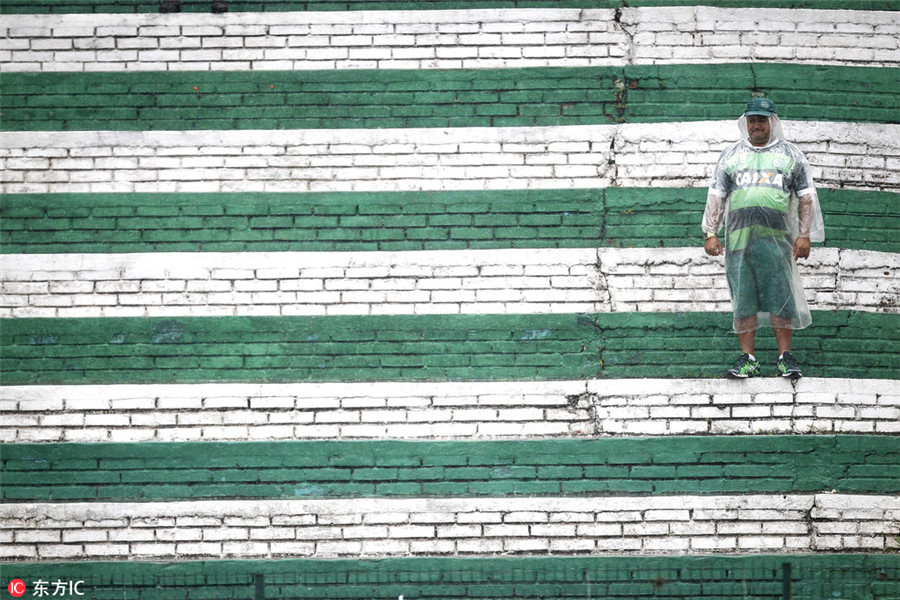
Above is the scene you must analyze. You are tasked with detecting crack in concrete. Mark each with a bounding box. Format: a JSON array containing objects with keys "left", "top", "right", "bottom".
[
  {"left": 613, "top": 4, "right": 636, "bottom": 66},
  {"left": 568, "top": 387, "right": 600, "bottom": 436},
  {"left": 593, "top": 248, "right": 611, "bottom": 310},
  {"left": 607, "top": 125, "right": 622, "bottom": 187}
]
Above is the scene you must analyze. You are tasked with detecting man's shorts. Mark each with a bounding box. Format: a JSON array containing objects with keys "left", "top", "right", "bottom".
[{"left": 725, "top": 236, "right": 797, "bottom": 321}]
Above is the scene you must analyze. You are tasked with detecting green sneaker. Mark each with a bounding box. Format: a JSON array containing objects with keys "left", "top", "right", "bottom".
[
  {"left": 776, "top": 351, "right": 803, "bottom": 379},
  {"left": 726, "top": 353, "right": 760, "bottom": 379}
]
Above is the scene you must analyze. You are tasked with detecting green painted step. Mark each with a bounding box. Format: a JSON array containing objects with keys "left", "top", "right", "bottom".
[
  {"left": 3, "top": 0, "right": 897, "bottom": 14},
  {"left": 3, "top": 65, "right": 897, "bottom": 131},
  {"left": 3, "top": 436, "right": 898, "bottom": 502},
  {"left": 5, "top": 555, "right": 899, "bottom": 599},
  {"left": 2, "top": 188, "right": 896, "bottom": 254},
  {"left": 1, "top": 312, "right": 897, "bottom": 385}
]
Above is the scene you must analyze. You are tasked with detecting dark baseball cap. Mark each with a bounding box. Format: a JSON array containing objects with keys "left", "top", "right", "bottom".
[{"left": 744, "top": 97, "right": 776, "bottom": 117}]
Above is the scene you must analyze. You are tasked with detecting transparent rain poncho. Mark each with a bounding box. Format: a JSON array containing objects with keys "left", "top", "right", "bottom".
[{"left": 702, "top": 114, "right": 825, "bottom": 334}]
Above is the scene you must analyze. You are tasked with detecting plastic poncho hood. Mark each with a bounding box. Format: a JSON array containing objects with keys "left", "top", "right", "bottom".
[{"left": 737, "top": 113, "right": 785, "bottom": 149}]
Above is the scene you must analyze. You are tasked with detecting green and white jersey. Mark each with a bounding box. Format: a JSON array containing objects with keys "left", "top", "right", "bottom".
[{"left": 709, "top": 140, "right": 816, "bottom": 252}]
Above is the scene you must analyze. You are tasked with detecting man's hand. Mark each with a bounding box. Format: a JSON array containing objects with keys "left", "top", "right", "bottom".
[
  {"left": 793, "top": 237, "right": 810, "bottom": 260},
  {"left": 704, "top": 235, "right": 723, "bottom": 256}
]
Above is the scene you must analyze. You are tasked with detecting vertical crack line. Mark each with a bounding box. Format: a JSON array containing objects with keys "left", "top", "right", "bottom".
[
  {"left": 806, "top": 496, "right": 817, "bottom": 549},
  {"left": 748, "top": 62, "right": 764, "bottom": 98},
  {"left": 598, "top": 188, "right": 609, "bottom": 247},
  {"left": 608, "top": 125, "right": 623, "bottom": 187},
  {"left": 613, "top": 4, "right": 636, "bottom": 66},
  {"left": 595, "top": 247, "right": 611, "bottom": 313},
  {"left": 613, "top": 77, "right": 628, "bottom": 123},
  {"left": 834, "top": 247, "right": 846, "bottom": 313}
]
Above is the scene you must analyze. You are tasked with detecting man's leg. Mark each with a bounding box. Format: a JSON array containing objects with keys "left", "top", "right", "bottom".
[
  {"left": 736, "top": 316, "right": 758, "bottom": 354},
  {"left": 725, "top": 247, "right": 760, "bottom": 378},
  {"left": 772, "top": 315, "right": 802, "bottom": 378},
  {"left": 771, "top": 315, "right": 793, "bottom": 355},
  {"left": 726, "top": 315, "right": 760, "bottom": 378}
]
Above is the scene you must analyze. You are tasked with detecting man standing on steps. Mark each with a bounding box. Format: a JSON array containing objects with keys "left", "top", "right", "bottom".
[{"left": 702, "top": 98, "right": 824, "bottom": 379}]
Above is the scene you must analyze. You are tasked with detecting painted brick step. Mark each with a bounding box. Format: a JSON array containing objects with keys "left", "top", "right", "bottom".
[
  {"left": 1, "top": 312, "right": 897, "bottom": 385},
  {"left": 2, "top": 189, "right": 897, "bottom": 254},
  {"left": 3, "top": 65, "right": 897, "bottom": 131},
  {"left": 0, "top": 0, "right": 611, "bottom": 15},
  {"left": 5, "top": 8, "right": 898, "bottom": 74},
  {"left": 3, "top": 378, "right": 897, "bottom": 443},
  {"left": 2, "top": 494, "right": 898, "bottom": 559},
  {"left": 6, "top": 555, "right": 898, "bottom": 598},
  {"left": 1, "top": 247, "right": 895, "bottom": 318},
  {"left": 4, "top": 122, "right": 896, "bottom": 194},
  {"left": 1, "top": 0, "right": 896, "bottom": 14},
  {"left": 3, "top": 435, "right": 898, "bottom": 502}
]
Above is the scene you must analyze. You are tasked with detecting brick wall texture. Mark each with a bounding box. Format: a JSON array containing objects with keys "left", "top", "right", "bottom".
[
  {"left": 1, "top": 0, "right": 899, "bottom": 596},
  {"left": 4, "top": 379, "right": 898, "bottom": 443}
]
